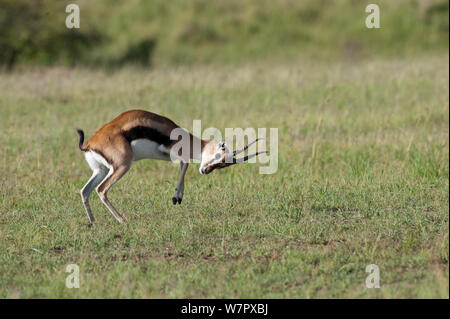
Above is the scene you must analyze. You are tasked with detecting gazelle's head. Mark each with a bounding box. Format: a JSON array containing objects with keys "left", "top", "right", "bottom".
[{"left": 199, "top": 139, "right": 266, "bottom": 175}]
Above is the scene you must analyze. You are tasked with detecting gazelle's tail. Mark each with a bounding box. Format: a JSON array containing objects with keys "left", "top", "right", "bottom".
[{"left": 76, "top": 129, "right": 88, "bottom": 152}]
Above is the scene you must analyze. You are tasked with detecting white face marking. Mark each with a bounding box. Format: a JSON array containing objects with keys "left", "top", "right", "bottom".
[
  {"left": 131, "top": 139, "right": 171, "bottom": 162},
  {"left": 199, "top": 141, "right": 231, "bottom": 174}
]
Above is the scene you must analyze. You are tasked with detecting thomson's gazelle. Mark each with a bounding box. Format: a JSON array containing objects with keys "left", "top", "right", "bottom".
[{"left": 77, "top": 109, "right": 265, "bottom": 223}]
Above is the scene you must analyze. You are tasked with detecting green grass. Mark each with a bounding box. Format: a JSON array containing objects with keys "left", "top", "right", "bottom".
[
  {"left": 0, "top": 54, "right": 448, "bottom": 298},
  {"left": 2, "top": 0, "right": 448, "bottom": 67}
]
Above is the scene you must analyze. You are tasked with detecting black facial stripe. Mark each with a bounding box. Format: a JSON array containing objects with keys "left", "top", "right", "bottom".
[{"left": 122, "top": 126, "right": 172, "bottom": 145}]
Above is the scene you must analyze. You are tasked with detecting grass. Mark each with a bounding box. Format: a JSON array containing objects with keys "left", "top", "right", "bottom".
[
  {"left": 0, "top": 54, "right": 448, "bottom": 298},
  {"left": 3, "top": 0, "right": 448, "bottom": 67}
]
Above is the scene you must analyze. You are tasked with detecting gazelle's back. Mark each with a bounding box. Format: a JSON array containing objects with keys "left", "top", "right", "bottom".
[{"left": 83, "top": 109, "right": 180, "bottom": 153}]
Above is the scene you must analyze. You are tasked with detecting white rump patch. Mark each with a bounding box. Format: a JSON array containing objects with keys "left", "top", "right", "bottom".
[{"left": 84, "top": 150, "right": 111, "bottom": 172}]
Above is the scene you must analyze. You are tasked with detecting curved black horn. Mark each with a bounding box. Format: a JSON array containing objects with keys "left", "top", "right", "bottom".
[
  {"left": 232, "top": 138, "right": 263, "bottom": 156},
  {"left": 225, "top": 151, "right": 268, "bottom": 167}
]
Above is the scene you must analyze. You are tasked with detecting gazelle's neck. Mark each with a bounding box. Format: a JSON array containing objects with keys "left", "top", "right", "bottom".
[{"left": 189, "top": 133, "right": 210, "bottom": 161}]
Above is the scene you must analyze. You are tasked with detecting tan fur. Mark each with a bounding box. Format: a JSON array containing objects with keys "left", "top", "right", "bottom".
[{"left": 83, "top": 110, "right": 180, "bottom": 168}]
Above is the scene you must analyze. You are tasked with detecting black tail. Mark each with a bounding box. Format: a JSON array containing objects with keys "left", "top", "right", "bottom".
[{"left": 76, "top": 129, "right": 88, "bottom": 151}]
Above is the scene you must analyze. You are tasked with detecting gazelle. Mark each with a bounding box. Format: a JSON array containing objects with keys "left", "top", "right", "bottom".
[{"left": 77, "top": 109, "right": 265, "bottom": 223}]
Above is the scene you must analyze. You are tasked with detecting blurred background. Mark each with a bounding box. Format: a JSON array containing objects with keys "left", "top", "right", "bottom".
[
  {"left": 0, "top": 0, "right": 448, "bottom": 298},
  {"left": 0, "top": 0, "right": 448, "bottom": 70}
]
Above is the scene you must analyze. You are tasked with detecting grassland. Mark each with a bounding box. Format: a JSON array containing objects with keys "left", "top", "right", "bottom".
[
  {"left": 2, "top": 0, "right": 448, "bottom": 68},
  {"left": 0, "top": 54, "right": 448, "bottom": 298}
]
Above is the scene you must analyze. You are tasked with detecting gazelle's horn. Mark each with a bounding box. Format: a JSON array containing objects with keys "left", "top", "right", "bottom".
[
  {"left": 224, "top": 151, "right": 268, "bottom": 167},
  {"left": 232, "top": 138, "right": 264, "bottom": 156}
]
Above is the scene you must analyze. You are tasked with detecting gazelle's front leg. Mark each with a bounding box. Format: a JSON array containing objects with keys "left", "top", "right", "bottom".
[{"left": 172, "top": 162, "right": 188, "bottom": 205}]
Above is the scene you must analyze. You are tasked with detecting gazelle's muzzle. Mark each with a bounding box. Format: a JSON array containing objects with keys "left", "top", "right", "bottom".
[{"left": 200, "top": 166, "right": 213, "bottom": 174}]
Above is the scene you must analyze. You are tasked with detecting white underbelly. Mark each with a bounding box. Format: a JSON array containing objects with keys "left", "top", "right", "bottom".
[{"left": 131, "top": 139, "right": 171, "bottom": 162}]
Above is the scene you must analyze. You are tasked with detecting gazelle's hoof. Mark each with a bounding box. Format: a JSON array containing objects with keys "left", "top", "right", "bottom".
[{"left": 172, "top": 196, "right": 183, "bottom": 205}]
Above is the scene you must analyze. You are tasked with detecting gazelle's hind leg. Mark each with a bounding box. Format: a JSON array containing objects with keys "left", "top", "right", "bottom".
[
  {"left": 96, "top": 164, "right": 131, "bottom": 223},
  {"left": 80, "top": 151, "right": 109, "bottom": 223},
  {"left": 80, "top": 169, "right": 108, "bottom": 222}
]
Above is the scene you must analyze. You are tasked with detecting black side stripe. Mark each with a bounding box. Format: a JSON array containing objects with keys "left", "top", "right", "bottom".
[{"left": 122, "top": 126, "right": 173, "bottom": 146}]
